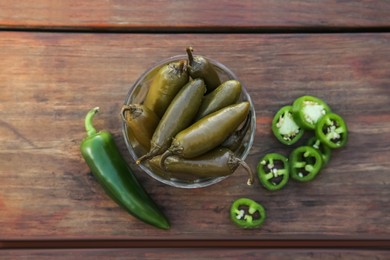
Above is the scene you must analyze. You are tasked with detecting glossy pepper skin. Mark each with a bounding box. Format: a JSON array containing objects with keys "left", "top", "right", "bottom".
[
  {"left": 143, "top": 60, "right": 189, "bottom": 118},
  {"left": 161, "top": 101, "right": 250, "bottom": 161},
  {"left": 292, "top": 95, "right": 331, "bottom": 130},
  {"left": 149, "top": 147, "right": 254, "bottom": 185},
  {"left": 230, "top": 198, "right": 266, "bottom": 229},
  {"left": 194, "top": 79, "right": 242, "bottom": 121},
  {"left": 80, "top": 107, "right": 170, "bottom": 230},
  {"left": 186, "top": 47, "right": 221, "bottom": 93},
  {"left": 315, "top": 112, "right": 348, "bottom": 149},
  {"left": 289, "top": 145, "right": 323, "bottom": 182},
  {"left": 121, "top": 104, "right": 159, "bottom": 152},
  {"left": 272, "top": 105, "right": 304, "bottom": 145},
  {"left": 257, "top": 153, "right": 289, "bottom": 191},
  {"left": 137, "top": 78, "right": 206, "bottom": 164}
]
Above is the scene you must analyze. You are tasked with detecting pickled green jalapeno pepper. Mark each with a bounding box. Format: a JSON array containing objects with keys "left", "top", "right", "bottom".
[
  {"left": 289, "top": 146, "right": 323, "bottom": 182},
  {"left": 194, "top": 79, "right": 242, "bottom": 121},
  {"left": 143, "top": 60, "right": 189, "bottom": 118},
  {"left": 137, "top": 78, "right": 206, "bottom": 164},
  {"left": 186, "top": 47, "right": 221, "bottom": 93},
  {"left": 121, "top": 104, "right": 159, "bottom": 151},
  {"left": 80, "top": 107, "right": 170, "bottom": 230},
  {"left": 230, "top": 198, "right": 266, "bottom": 229},
  {"left": 160, "top": 101, "right": 250, "bottom": 163},
  {"left": 272, "top": 105, "right": 304, "bottom": 145},
  {"left": 315, "top": 112, "right": 348, "bottom": 149},
  {"left": 307, "top": 136, "right": 332, "bottom": 166},
  {"left": 150, "top": 147, "right": 254, "bottom": 185},
  {"left": 257, "top": 153, "right": 289, "bottom": 191},
  {"left": 221, "top": 111, "right": 251, "bottom": 151},
  {"left": 292, "top": 95, "right": 331, "bottom": 130}
]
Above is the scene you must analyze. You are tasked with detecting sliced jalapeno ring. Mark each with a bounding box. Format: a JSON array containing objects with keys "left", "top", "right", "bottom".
[
  {"left": 292, "top": 95, "right": 331, "bottom": 130},
  {"left": 257, "top": 153, "right": 289, "bottom": 191},
  {"left": 289, "top": 146, "right": 323, "bottom": 182},
  {"left": 272, "top": 105, "right": 304, "bottom": 145},
  {"left": 315, "top": 112, "right": 348, "bottom": 149},
  {"left": 307, "top": 136, "right": 332, "bottom": 166},
  {"left": 230, "top": 198, "right": 266, "bottom": 229}
]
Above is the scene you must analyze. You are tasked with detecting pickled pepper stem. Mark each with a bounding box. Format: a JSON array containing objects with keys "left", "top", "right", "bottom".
[
  {"left": 178, "top": 60, "right": 187, "bottom": 74},
  {"left": 238, "top": 159, "right": 255, "bottom": 186},
  {"left": 120, "top": 105, "right": 131, "bottom": 122},
  {"left": 186, "top": 47, "right": 194, "bottom": 64},
  {"left": 85, "top": 107, "right": 100, "bottom": 137},
  {"left": 120, "top": 104, "right": 140, "bottom": 122},
  {"left": 159, "top": 150, "right": 173, "bottom": 170}
]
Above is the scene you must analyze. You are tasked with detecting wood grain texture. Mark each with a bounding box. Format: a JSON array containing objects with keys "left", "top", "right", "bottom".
[
  {"left": 1, "top": 249, "right": 389, "bottom": 260},
  {"left": 0, "top": 1, "right": 389, "bottom": 30},
  {"left": 0, "top": 32, "right": 389, "bottom": 240}
]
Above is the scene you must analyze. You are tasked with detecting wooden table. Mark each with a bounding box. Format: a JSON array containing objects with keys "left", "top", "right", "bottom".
[{"left": 1, "top": 1, "right": 389, "bottom": 259}]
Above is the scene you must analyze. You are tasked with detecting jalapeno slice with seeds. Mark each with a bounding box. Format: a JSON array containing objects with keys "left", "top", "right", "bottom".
[
  {"left": 257, "top": 153, "right": 289, "bottom": 191},
  {"left": 272, "top": 105, "right": 304, "bottom": 145},
  {"left": 307, "top": 136, "right": 332, "bottom": 166},
  {"left": 315, "top": 112, "right": 348, "bottom": 149},
  {"left": 230, "top": 198, "right": 266, "bottom": 229},
  {"left": 292, "top": 96, "right": 331, "bottom": 130},
  {"left": 289, "top": 146, "right": 323, "bottom": 182}
]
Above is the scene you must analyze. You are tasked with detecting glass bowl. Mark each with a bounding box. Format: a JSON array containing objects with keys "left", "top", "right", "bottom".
[{"left": 122, "top": 54, "right": 256, "bottom": 188}]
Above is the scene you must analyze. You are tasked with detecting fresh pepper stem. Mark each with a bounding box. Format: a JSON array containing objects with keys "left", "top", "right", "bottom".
[
  {"left": 238, "top": 159, "right": 255, "bottom": 186},
  {"left": 85, "top": 107, "right": 100, "bottom": 137}
]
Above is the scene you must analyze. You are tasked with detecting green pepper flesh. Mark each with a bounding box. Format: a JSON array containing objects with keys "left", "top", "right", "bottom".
[
  {"left": 80, "top": 107, "right": 170, "bottom": 230},
  {"left": 230, "top": 198, "right": 266, "bottom": 229}
]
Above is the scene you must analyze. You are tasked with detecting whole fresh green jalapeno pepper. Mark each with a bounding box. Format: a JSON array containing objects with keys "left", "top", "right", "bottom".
[
  {"left": 143, "top": 60, "right": 189, "bottom": 118},
  {"left": 121, "top": 104, "right": 159, "bottom": 152},
  {"left": 272, "top": 105, "right": 304, "bottom": 145},
  {"left": 80, "top": 107, "right": 170, "bottom": 230},
  {"left": 315, "top": 112, "right": 348, "bottom": 149},
  {"left": 137, "top": 78, "right": 206, "bottom": 164},
  {"left": 307, "top": 136, "right": 332, "bottom": 166},
  {"left": 257, "top": 153, "right": 289, "bottom": 191},
  {"left": 149, "top": 147, "right": 254, "bottom": 185},
  {"left": 230, "top": 198, "right": 266, "bottom": 229},
  {"left": 194, "top": 79, "right": 242, "bottom": 121},
  {"left": 160, "top": 101, "right": 250, "bottom": 166},
  {"left": 186, "top": 47, "right": 221, "bottom": 93},
  {"left": 289, "top": 145, "right": 323, "bottom": 182},
  {"left": 292, "top": 95, "right": 331, "bottom": 130}
]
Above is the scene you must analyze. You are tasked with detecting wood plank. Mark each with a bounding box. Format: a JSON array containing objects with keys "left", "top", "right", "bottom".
[
  {"left": 0, "top": 32, "right": 389, "bottom": 240},
  {"left": 1, "top": 249, "right": 389, "bottom": 260},
  {"left": 0, "top": 1, "right": 389, "bottom": 30}
]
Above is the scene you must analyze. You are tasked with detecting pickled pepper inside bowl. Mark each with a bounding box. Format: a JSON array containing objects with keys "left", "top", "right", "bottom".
[
  {"left": 143, "top": 60, "right": 189, "bottom": 118},
  {"left": 161, "top": 102, "right": 250, "bottom": 160},
  {"left": 186, "top": 47, "right": 221, "bottom": 93},
  {"left": 150, "top": 147, "right": 255, "bottom": 185},
  {"left": 121, "top": 104, "right": 159, "bottom": 151},
  {"left": 137, "top": 78, "right": 206, "bottom": 164}
]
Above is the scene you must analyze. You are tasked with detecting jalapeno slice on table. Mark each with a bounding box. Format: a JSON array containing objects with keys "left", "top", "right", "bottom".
[
  {"left": 257, "top": 153, "right": 289, "bottom": 191},
  {"left": 289, "top": 146, "right": 323, "bottom": 182},
  {"left": 307, "top": 136, "right": 332, "bottom": 166},
  {"left": 272, "top": 105, "right": 304, "bottom": 145},
  {"left": 230, "top": 198, "right": 266, "bottom": 229},
  {"left": 315, "top": 112, "right": 348, "bottom": 149},
  {"left": 292, "top": 95, "right": 331, "bottom": 130}
]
